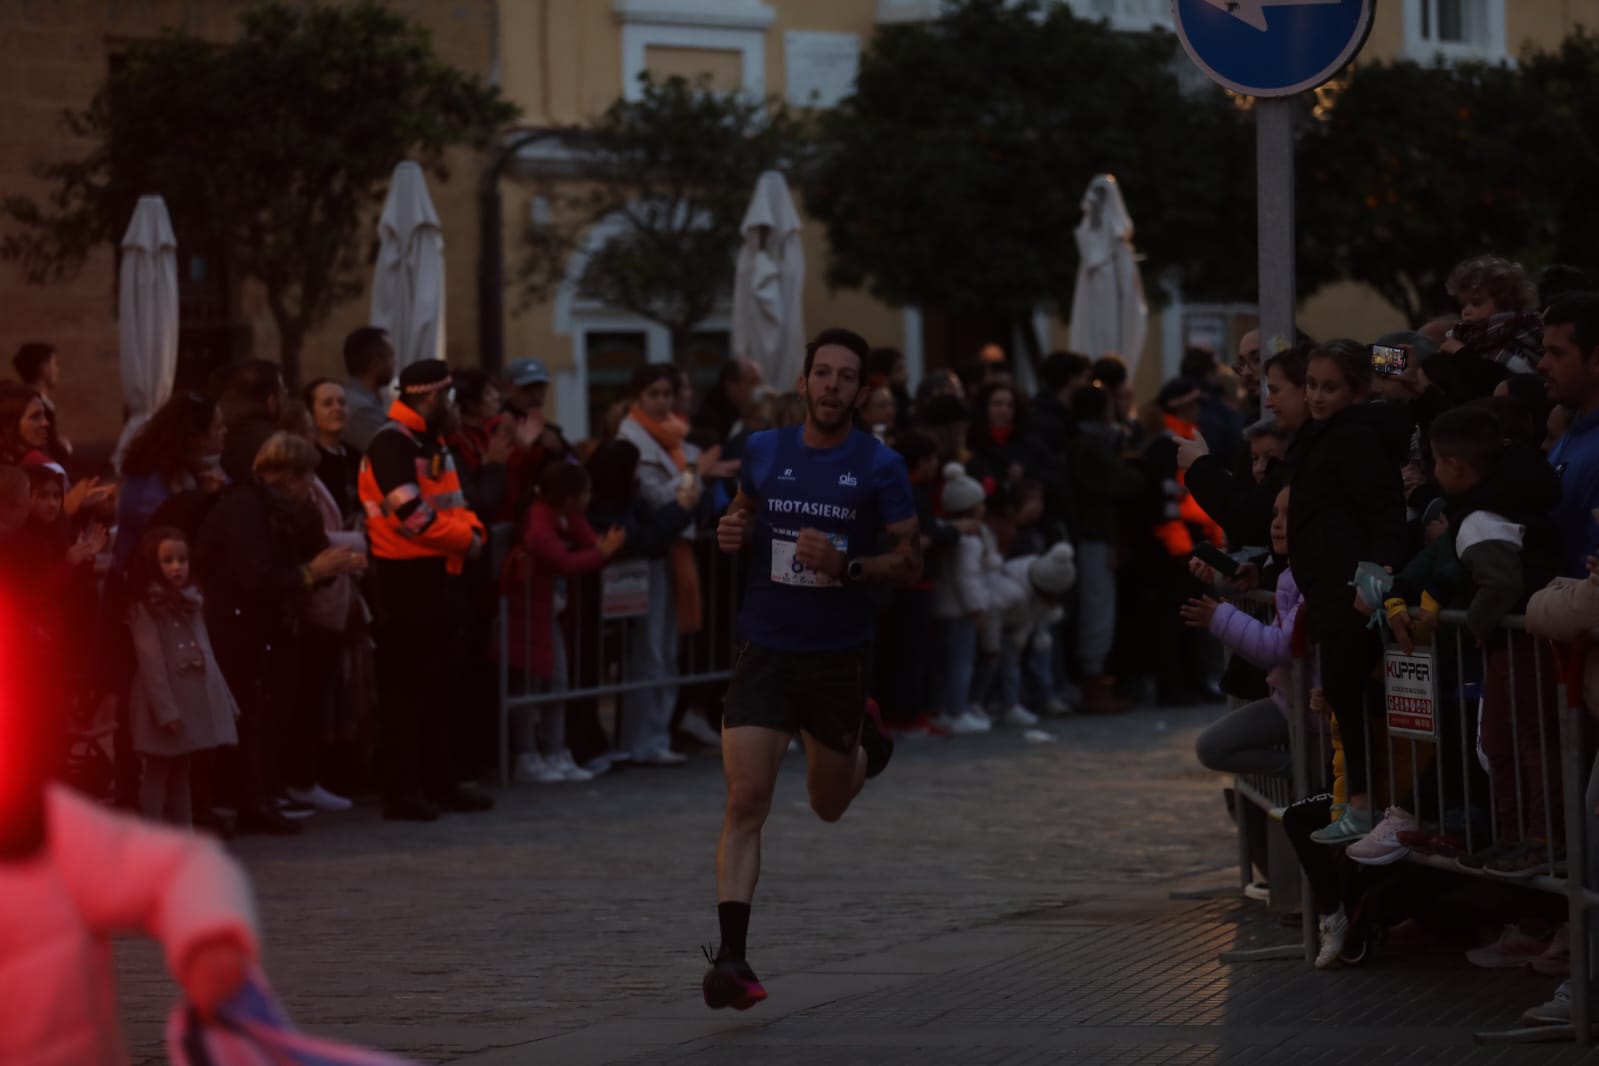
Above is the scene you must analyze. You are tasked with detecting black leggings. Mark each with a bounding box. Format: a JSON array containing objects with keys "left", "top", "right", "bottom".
[{"left": 1316, "top": 624, "right": 1382, "bottom": 797}]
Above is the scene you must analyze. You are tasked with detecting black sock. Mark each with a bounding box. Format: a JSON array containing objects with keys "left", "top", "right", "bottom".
[{"left": 717, "top": 901, "right": 751, "bottom": 962}]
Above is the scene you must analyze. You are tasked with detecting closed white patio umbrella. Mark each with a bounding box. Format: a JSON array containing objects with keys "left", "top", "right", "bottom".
[
  {"left": 113, "top": 195, "right": 179, "bottom": 471},
  {"left": 1068, "top": 174, "right": 1148, "bottom": 377},
  {"left": 731, "top": 170, "right": 805, "bottom": 390},
  {"left": 371, "top": 161, "right": 446, "bottom": 371}
]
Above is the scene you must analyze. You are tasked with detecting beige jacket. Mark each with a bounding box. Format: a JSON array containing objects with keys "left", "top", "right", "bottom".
[{"left": 1524, "top": 575, "right": 1599, "bottom": 717}]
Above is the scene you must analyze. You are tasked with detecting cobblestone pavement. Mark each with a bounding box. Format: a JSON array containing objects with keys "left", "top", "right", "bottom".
[
  {"left": 117, "top": 703, "right": 1235, "bottom": 1062},
  {"left": 114, "top": 703, "right": 1591, "bottom": 1064}
]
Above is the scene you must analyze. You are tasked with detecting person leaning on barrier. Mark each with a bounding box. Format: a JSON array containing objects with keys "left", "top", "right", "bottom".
[
  {"left": 359, "top": 359, "right": 493, "bottom": 822},
  {"left": 1366, "top": 407, "right": 1564, "bottom": 877}
]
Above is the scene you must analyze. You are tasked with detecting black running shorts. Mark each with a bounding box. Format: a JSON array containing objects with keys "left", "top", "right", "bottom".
[{"left": 722, "top": 641, "right": 870, "bottom": 753}]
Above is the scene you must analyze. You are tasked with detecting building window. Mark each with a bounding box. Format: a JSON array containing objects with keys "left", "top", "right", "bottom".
[
  {"left": 1403, "top": 0, "right": 1506, "bottom": 63},
  {"left": 615, "top": 0, "right": 775, "bottom": 100}
]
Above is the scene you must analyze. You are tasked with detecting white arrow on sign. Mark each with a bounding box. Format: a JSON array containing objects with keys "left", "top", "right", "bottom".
[{"left": 1202, "top": 0, "right": 1342, "bottom": 32}]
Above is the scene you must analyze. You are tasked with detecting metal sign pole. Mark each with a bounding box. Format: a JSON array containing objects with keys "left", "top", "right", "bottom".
[{"left": 1256, "top": 97, "right": 1296, "bottom": 417}]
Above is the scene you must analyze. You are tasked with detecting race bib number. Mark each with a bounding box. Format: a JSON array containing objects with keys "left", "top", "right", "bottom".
[{"left": 771, "top": 533, "right": 848, "bottom": 588}]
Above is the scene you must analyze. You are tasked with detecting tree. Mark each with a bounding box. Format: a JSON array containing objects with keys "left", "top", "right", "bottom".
[
  {"left": 1515, "top": 30, "right": 1599, "bottom": 289},
  {"left": 1294, "top": 56, "right": 1552, "bottom": 324},
  {"left": 519, "top": 74, "right": 806, "bottom": 353},
  {"left": 806, "top": 0, "right": 1256, "bottom": 364},
  {"left": 1, "top": 1, "right": 516, "bottom": 385}
]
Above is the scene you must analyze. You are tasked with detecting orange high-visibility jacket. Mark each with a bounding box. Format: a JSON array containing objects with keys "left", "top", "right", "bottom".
[
  {"left": 359, "top": 401, "right": 484, "bottom": 573},
  {"left": 1153, "top": 413, "right": 1225, "bottom": 558}
]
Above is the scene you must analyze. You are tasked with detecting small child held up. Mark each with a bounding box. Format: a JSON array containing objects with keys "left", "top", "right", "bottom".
[
  {"left": 1441, "top": 255, "right": 1543, "bottom": 388},
  {"left": 128, "top": 526, "right": 240, "bottom": 827}
]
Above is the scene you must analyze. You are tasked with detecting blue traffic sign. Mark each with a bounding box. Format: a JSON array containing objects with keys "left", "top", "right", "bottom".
[{"left": 1172, "top": 0, "right": 1375, "bottom": 98}]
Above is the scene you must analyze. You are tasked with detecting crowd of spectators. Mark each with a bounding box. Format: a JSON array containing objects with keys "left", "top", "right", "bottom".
[{"left": 7, "top": 252, "right": 1599, "bottom": 1029}]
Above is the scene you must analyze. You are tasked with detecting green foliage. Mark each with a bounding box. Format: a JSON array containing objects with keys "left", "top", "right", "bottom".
[
  {"left": 1515, "top": 30, "right": 1599, "bottom": 289},
  {"left": 1295, "top": 58, "right": 1551, "bottom": 323},
  {"left": 1, "top": 1, "right": 516, "bottom": 383},
  {"left": 520, "top": 74, "right": 806, "bottom": 347},
  {"left": 806, "top": 0, "right": 1256, "bottom": 340}
]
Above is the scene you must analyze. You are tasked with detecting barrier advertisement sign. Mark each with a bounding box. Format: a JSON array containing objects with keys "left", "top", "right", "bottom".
[
  {"left": 601, "top": 559, "right": 650, "bottom": 620},
  {"left": 1383, "top": 648, "right": 1439, "bottom": 740}
]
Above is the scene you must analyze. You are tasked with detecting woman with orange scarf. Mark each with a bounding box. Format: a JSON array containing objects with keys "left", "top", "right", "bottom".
[{"left": 614, "top": 365, "right": 733, "bottom": 765}]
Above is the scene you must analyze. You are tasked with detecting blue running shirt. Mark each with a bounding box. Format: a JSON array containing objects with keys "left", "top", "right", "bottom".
[{"left": 737, "top": 425, "right": 917, "bottom": 652}]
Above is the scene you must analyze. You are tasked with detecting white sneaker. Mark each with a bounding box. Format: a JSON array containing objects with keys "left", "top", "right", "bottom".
[
  {"left": 1466, "top": 923, "right": 1554, "bottom": 969},
  {"left": 1315, "top": 907, "right": 1348, "bottom": 970},
  {"left": 1521, "top": 980, "right": 1572, "bottom": 1026},
  {"left": 1533, "top": 923, "right": 1571, "bottom": 976},
  {"left": 514, "top": 752, "right": 565, "bottom": 784},
  {"left": 677, "top": 712, "right": 722, "bottom": 748},
  {"left": 637, "top": 747, "right": 688, "bottom": 766},
  {"left": 1041, "top": 697, "right": 1073, "bottom": 718},
  {"left": 287, "top": 784, "right": 353, "bottom": 813},
  {"left": 1002, "top": 705, "right": 1040, "bottom": 728},
  {"left": 550, "top": 750, "right": 594, "bottom": 783},
  {"left": 949, "top": 710, "right": 993, "bottom": 735},
  {"left": 1346, "top": 807, "right": 1419, "bottom": 866},
  {"left": 1243, "top": 881, "right": 1270, "bottom": 902}
]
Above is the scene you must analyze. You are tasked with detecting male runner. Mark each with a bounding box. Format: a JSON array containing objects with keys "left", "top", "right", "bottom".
[{"left": 704, "top": 327, "right": 923, "bottom": 1010}]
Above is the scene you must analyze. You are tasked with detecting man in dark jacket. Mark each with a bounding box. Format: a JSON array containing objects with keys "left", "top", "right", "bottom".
[
  {"left": 1067, "top": 385, "right": 1143, "bottom": 712},
  {"left": 1033, "top": 351, "right": 1091, "bottom": 541},
  {"left": 218, "top": 360, "right": 287, "bottom": 484}
]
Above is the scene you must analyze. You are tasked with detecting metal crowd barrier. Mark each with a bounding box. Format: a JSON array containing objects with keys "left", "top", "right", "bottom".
[
  {"left": 495, "top": 534, "right": 742, "bottom": 785},
  {"left": 1221, "top": 589, "right": 1599, "bottom": 1044}
]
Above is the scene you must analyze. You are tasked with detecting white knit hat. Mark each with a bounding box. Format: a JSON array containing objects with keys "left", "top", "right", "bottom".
[
  {"left": 1028, "top": 542, "right": 1077, "bottom": 596},
  {"left": 941, "top": 461, "right": 986, "bottom": 515}
]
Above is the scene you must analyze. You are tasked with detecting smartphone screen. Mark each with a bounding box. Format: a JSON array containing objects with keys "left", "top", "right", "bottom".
[{"left": 1371, "top": 344, "right": 1408, "bottom": 377}]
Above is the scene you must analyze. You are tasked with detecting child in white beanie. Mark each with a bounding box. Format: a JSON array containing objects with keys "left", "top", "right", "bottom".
[
  {"left": 931, "top": 463, "right": 1000, "bottom": 734},
  {"left": 992, "top": 542, "right": 1079, "bottom": 727}
]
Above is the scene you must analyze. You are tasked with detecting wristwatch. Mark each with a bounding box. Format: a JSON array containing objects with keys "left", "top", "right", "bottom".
[{"left": 845, "top": 558, "right": 866, "bottom": 583}]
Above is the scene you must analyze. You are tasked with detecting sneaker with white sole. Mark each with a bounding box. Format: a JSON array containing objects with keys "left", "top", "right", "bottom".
[
  {"left": 1002, "top": 705, "right": 1040, "bottom": 728},
  {"left": 1533, "top": 924, "right": 1570, "bottom": 977},
  {"left": 549, "top": 750, "right": 594, "bottom": 783},
  {"left": 1315, "top": 907, "right": 1348, "bottom": 969},
  {"left": 1243, "top": 880, "right": 1270, "bottom": 902},
  {"left": 949, "top": 710, "right": 993, "bottom": 735},
  {"left": 514, "top": 752, "right": 565, "bottom": 784},
  {"left": 677, "top": 712, "right": 722, "bottom": 748},
  {"left": 1466, "top": 924, "right": 1554, "bottom": 969},
  {"left": 1346, "top": 807, "right": 1419, "bottom": 866},
  {"left": 1308, "top": 805, "right": 1373, "bottom": 845},
  {"left": 274, "top": 796, "right": 316, "bottom": 819},
  {"left": 287, "top": 784, "right": 353, "bottom": 813},
  {"left": 1520, "top": 981, "right": 1571, "bottom": 1026},
  {"left": 637, "top": 747, "right": 688, "bottom": 766},
  {"left": 1041, "top": 697, "right": 1073, "bottom": 717}
]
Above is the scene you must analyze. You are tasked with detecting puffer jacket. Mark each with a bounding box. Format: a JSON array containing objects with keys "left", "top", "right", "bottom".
[
  {"left": 998, "top": 554, "right": 1069, "bottom": 647},
  {"left": 932, "top": 531, "right": 993, "bottom": 621},
  {"left": 1525, "top": 575, "right": 1599, "bottom": 719},
  {"left": 1206, "top": 567, "right": 1317, "bottom": 717},
  {"left": 1, "top": 784, "right": 259, "bottom": 1066}
]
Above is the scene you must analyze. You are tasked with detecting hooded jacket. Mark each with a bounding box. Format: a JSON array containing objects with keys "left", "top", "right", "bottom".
[
  {"left": 129, "top": 585, "right": 240, "bottom": 758},
  {"left": 1286, "top": 402, "right": 1410, "bottom": 637},
  {"left": 1391, "top": 444, "right": 1562, "bottom": 640}
]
